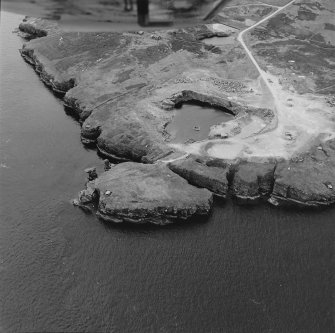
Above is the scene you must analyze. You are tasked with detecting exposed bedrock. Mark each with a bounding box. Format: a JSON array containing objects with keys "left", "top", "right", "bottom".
[
  {"left": 77, "top": 162, "right": 213, "bottom": 225},
  {"left": 167, "top": 157, "right": 277, "bottom": 203},
  {"left": 94, "top": 113, "right": 174, "bottom": 163},
  {"left": 168, "top": 156, "right": 230, "bottom": 197},
  {"left": 159, "top": 90, "right": 274, "bottom": 124},
  {"left": 18, "top": 17, "right": 271, "bottom": 164},
  {"left": 19, "top": 17, "right": 335, "bottom": 215},
  {"left": 231, "top": 162, "right": 276, "bottom": 204},
  {"left": 270, "top": 142, "right": 335, "bottom": 207},
  {"left": 19, "top": 17, "right": 59, "bottom": 38},
  {"left": 167, "top": 152, "right": 335, "bottom": 208},
  {"left": 161, "top": 90, "right": 241, "bottom": 115}
]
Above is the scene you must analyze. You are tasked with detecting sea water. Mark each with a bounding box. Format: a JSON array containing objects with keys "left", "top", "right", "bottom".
[{"left": 0, "top": 12, "right": 334, "bottom": 332}]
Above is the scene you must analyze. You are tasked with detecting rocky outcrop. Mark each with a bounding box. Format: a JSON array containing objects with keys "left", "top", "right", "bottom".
[
  {"left": 19, "top": 17, "right": 59, "bottom": 38},
  {"left": 231, "top": 162, "right": 276, "bottom": 203},
  {"left": 168, "top": 156, "right": 230, "bottom": 197},
  {"left": 76, "top": 162, "right": 213, "bottom": 225},
  {"left": 270, "top": 142, "right": 335, "bottom": 207},
  {"left": 18, "top": 17, "right": 266, "bottom": 164},
  {"left": 160, "top": 90, "right": 250, "bottom": 115},
  {"left": 167, "top": 152, "right": 335, "bottom": 209},
  {"left": 19, "top": 17, "right": 335, "bottom": 216}
]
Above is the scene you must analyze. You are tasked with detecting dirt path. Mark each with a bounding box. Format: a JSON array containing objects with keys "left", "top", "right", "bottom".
[
  {"left": 237, "top": 0, "right": 296, "bottom": 104},
  {"left": 169, "top": 0, "right": 335, "bottom": 161}
]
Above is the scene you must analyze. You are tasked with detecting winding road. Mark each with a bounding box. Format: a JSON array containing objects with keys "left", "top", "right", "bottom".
[
  {"left": 168, "top": 0, "right": 335, "bottom": 161},
  {"left": 237, "top": 0, "right": 296, "bottom": 104}
]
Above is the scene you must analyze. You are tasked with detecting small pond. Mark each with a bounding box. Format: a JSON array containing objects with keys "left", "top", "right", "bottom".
[{"left": 166, "top": 101, "right": 234, "bottom": 143}]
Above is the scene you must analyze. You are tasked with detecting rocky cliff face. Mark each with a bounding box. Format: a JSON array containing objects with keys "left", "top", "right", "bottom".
[
  {"left": 168, "top": 156, "right": 230, "bottom": 197},
  {"left": 231, "top": 162, "right": 276, "bottom": 204},
  {"left": 76, "top": 162, "right": 213, "bottom": 225},
  {"left": 18, "top": 15, "right": 335, "bottom": 224},
  {"left": 270, "top": 142, "right": 335, "bottom": 207},
  {"left": 18, "top": 17, "right": 265, "bottom": 163}
]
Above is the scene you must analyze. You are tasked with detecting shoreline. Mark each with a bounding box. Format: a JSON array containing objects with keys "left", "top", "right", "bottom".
[{"left": 17, "top": 11, "right": 335, "bottom": 224}]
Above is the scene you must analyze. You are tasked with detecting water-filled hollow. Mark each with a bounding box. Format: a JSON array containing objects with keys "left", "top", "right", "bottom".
[{"left": 165, "top": 100, "right": 235, "bottom": 143}]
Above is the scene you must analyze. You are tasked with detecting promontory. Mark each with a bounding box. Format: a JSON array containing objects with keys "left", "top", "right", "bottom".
[{"left": 18, "top": 0, "right": 335, "bottom": 224}]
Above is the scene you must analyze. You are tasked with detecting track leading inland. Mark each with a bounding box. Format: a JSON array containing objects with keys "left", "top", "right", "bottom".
[{"left": 173, "top": 0, "right": 335, "bottom": 161}]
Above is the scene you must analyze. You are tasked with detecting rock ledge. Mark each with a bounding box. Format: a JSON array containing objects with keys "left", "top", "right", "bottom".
[{"left": 76, "top": 162, "right": 213, "bottom": 225}]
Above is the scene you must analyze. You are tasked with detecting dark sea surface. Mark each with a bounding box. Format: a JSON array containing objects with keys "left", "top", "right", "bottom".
[{"left": 0, "top": 11, "right": 334, "bottom": 333}]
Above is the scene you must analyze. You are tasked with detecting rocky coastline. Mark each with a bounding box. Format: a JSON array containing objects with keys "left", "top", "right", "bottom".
[{"left": 18, "top": 15, "right": 335, "bottom": 224}]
